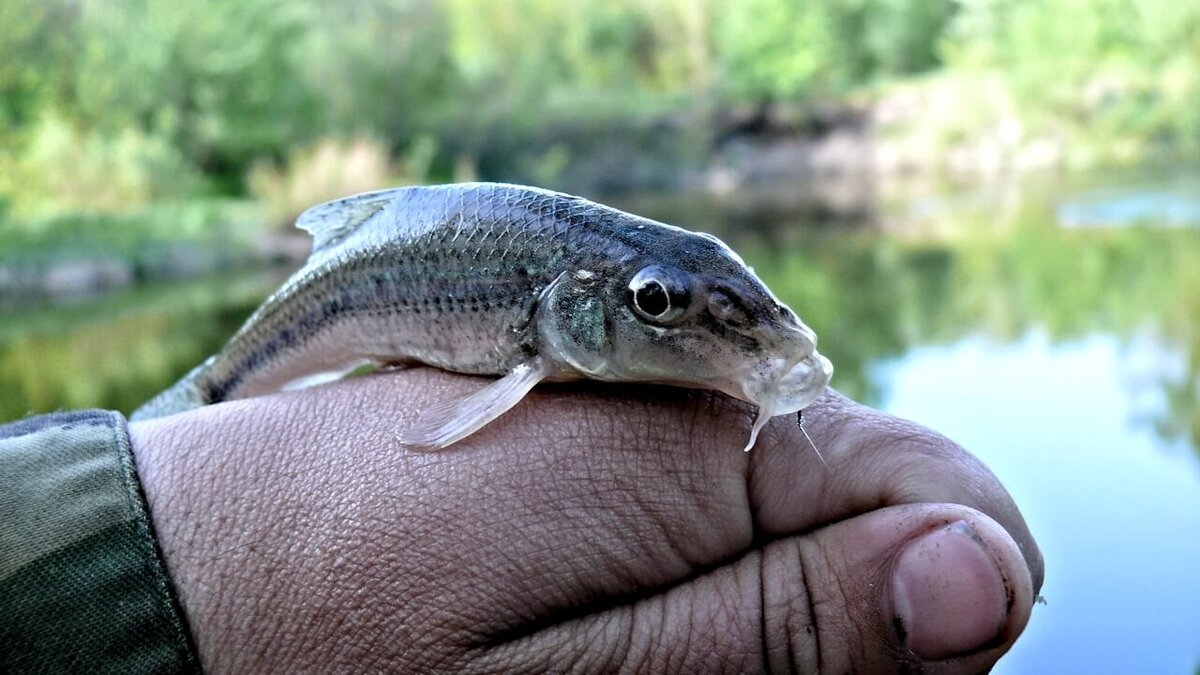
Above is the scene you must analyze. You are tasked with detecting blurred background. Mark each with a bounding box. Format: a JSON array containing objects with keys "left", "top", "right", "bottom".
[{"left": 1, "top": 0, "right": 1197, "bottom": 671}]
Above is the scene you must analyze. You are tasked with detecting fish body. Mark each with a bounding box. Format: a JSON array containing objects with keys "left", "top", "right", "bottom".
[{"left": 133, "top": 183, "right": 833, "bottom": 450}]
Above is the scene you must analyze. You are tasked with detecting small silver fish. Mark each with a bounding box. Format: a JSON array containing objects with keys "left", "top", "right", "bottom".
[{"left": 132, "top": 183, "right": 833, "bottom": 451}]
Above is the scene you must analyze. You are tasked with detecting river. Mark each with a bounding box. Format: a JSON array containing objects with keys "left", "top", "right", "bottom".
[{"left": 2, "top": 168, "right": 1198, "bottom": 673}]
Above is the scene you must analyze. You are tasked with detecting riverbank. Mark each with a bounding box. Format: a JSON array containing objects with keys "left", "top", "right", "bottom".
[
  {"left": 0, "top": 202, "right": 300, "bottom": 305},
  {"left": 4, "top": 67, "right": 1197, "bottom": 305},
  {"left": 468, "top": 71, "right": 1196, "bottom": 198}
]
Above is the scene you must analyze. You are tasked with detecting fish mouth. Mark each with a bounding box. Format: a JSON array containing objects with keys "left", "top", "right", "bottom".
[
  {"left": 740, "top": 351, "right": 833, "bottom": 451},
  {"left": 762, "top": 351, "right": 833, "bottom": 414}
]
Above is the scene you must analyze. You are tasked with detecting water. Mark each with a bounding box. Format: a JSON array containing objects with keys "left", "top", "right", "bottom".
[
  {"left": 884, "top": 333, "right": 1200, "bottom": 673},
  {"left": 2, "top": 169, "right": 1198, "bottom": 672},
  {"left": 0, "top": 271, "right": 286, "bottom": 421}
]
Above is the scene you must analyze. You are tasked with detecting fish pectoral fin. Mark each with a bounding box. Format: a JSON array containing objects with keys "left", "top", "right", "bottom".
[{"left": 397, "top": 359, "right": 552, "bottom": 451}]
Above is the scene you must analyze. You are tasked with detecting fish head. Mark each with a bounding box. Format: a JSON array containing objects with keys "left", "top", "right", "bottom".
[{"left": 539, "top": 227, "right": 832, "bottom": 443}]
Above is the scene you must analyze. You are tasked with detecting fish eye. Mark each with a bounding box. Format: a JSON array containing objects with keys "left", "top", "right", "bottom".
[{"left": 628, "top": 266, "right": 690, "bottom": 323}]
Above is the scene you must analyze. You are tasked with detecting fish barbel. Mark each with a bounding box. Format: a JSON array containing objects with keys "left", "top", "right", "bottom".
[{"left": 132, "top": 183, "right": 833, "bottom": 451}]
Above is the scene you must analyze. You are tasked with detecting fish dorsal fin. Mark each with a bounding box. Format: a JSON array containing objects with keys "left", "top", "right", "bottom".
[{"left": 296, "top": 188, "right": 403, "bottom": 256}]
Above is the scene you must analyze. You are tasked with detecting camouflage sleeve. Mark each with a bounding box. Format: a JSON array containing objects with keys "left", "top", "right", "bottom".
[{"left": 0, "top": 410, "right": 201, "bottom": 674}]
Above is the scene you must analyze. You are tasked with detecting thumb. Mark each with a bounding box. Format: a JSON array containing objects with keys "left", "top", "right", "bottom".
[
  {"left": 569, "top": 503, "right": 1036, "bottom": 673},
  {"left": 760, "top": 503, "right": 1036, "bottom": 673}
]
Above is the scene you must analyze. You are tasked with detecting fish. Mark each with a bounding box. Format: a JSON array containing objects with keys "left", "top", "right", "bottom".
[{"left": 132, "top": 183, "right": 833, "bottom": 451}]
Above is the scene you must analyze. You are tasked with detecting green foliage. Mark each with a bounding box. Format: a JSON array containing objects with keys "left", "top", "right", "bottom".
[
  {"left": 1, "top": 0, "right": 1198, "bottom": 221},
  {"left": 716, "top": 0, "right": 836, "bottom": 99},
  {"left": 1, "top": 0, "right": 324, "bottom": 214},
  {"left": 296, "top": 1, "right": 457, "bottom": 141},
  {"left": 715, "top": 0, "right": 956, "bottom": 99},
  {"left": 941, "top": 0, "right": 1200, "bottom": 155},
  {"left": 65, "top": 0, "right": 318, "bottom": 164},
  {"left": 248, "top": 135, "right": 435, "bottom": 229},
  {"left": 0, "top": 0, "right": 61, "bottom": 132},
  {"left": 442, "top": 0, "right": 710, "bottom": 98},
  {"left": 1, "top": 113, "right": 198, "bottom": 216}
]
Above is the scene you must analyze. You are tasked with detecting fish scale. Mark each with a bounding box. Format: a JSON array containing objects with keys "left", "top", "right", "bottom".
[{"left": 133, "top": 183, "right": 831, "bottom": 451}]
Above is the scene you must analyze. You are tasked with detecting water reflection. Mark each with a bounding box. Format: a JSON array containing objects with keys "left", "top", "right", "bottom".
[
  {"left": 1058, "top": 172, "right": 1200, "bottom": 228},
  {"left": 0, "top": 272, "right": 285, "bottom": 420}
]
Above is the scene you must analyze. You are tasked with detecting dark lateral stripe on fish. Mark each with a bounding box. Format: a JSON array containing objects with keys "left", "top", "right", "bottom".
[{"left": 206, "top": 298, "right": 345, "bottom": 402}]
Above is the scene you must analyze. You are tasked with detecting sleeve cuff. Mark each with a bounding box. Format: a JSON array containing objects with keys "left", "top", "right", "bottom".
[{"left": 0, "top": 410, "right": 201, "bottom": 673}]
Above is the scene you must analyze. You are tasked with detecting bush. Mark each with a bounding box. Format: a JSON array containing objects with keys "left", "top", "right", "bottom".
[
  {"left": 247, "top": 136, "right": 435, "bottom": 229},
  {"left": 0, "top": 114, "right": 198, "bottom": 218}
]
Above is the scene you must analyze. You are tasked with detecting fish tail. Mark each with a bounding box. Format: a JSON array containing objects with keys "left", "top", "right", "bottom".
[{"left": 130, "top": 360, "right": 213, "bottom": 421}]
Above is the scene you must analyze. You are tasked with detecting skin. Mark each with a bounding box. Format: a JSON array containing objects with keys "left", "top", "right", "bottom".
[{"left": 130, "top": 369, "right": 1044, "bottom": 674}]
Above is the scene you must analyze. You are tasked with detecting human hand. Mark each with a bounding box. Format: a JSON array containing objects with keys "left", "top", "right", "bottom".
[{"left": 130, "top": 370, "right": 1043, "bottom": 673}]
